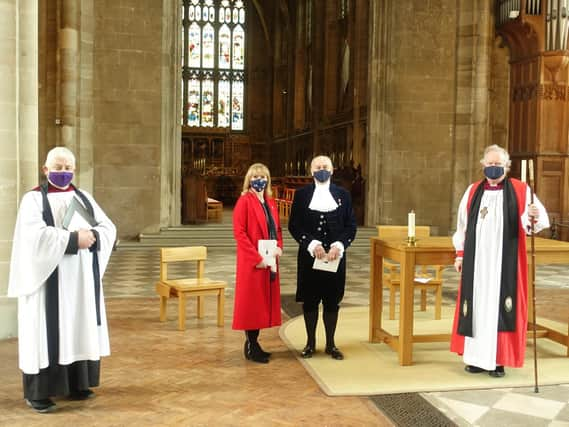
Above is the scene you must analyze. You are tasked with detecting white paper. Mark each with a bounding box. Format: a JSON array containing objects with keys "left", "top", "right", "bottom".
[
  {"left": 258, "top": 239, "right": 277, "bottom": 272},
  {"left": 65, "top": 211, "right": 94, "bottom": 232},
  {"left": 312, "top": 256, "right": 340, "bottom": 273},
  {"left": 414, "top": 276, "right": 432, "bottom": 284}
]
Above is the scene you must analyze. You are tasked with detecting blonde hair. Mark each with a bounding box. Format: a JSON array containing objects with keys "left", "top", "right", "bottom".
[
  {"left": 45, "top": 146, "right": 76, "bottom": 169},
  {"left": 242, "top": 163, "right": 273, "bottom": 197}
]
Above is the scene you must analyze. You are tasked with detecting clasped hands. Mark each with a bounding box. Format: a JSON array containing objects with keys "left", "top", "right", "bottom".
[
  {"left": 313, "top": 244, "right": 340, "bottom": 261},
  {"left": 78, "top": 229, "right": 96, "bottom": 249},
  {"left": 256, "top": 246, "right": 282, "bottom": 269}
]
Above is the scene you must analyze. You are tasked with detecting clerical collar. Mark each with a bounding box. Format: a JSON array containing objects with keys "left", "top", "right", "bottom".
[
  {"left": 483, "top": 181, "right": 504, "bottom": 191},
  {"left": 34, "top": 183, "right": 75, "bottom": 193}
]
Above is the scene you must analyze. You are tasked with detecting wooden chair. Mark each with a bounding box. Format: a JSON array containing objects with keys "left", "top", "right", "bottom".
[
  {"left": 376, "top": 225, "right": 444, "bottom": 320},
  {"left": 207, "top": 197, "right": 223, "bottom": 222},
  {"left": 155, "top": 246, "right": 226, "bottom": 331}
]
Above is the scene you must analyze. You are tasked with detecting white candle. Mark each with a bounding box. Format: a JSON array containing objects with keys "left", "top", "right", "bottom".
[
  {"left": 408, "top": 210, "right": 415, "bottom": 238},
  {"left": 528, "top": 159, "right": 534, "bottom": 182},
  {"left": 521, "top": 159, "right": 527, "bottom": 183}
]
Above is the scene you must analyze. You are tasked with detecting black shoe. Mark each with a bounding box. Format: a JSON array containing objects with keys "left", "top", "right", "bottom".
[
  {"left": 488, "top": 366, "right": 505, "bottom": 378},
  {"left": 25, "top": 398, "right": 56, "bottom": 413},
  {"left": 464, "top": 365, "right": 485, "bottom": 374},
  {"left": 68, "top": 389, "right": 95, "bottom": 400},
  {"left": 252, "top": 341, "right": 271, "bottom": 358},
  {"left": 244, "top": 340, "right": 269, "bottom": 364},
  {"left": 325, "top": 346, "right": 344, "bottom": 360},
  {"left": 301, "top": 345, "right": 315, "bottom": 358}
]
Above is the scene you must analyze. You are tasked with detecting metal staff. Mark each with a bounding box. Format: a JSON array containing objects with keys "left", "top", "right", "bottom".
[{"left": 525, "top": 159, "right": 539, "bottom": 393}]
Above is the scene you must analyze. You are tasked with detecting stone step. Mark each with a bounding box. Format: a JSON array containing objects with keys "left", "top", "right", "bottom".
[{"left": 129, "top": 225, "right": 378, "bottom": 249}]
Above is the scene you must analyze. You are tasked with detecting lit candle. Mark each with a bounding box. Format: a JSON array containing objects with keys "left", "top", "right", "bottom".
[
  {"left": 521, "top": 159, "right": 527, "bottom": 183},
  {"left": 408, "top": 210, "right": 415, "bottom": 238}
]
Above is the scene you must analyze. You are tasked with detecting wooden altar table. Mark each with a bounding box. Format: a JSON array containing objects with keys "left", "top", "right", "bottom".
[{"left": 369, "top": 236, "right": 569, "bottom": 366}]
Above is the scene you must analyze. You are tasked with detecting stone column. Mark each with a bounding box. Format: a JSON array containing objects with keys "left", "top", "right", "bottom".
[
  {"left": 450, "top": 0, "right": 494, "bottom": 227},
  {"left": 58, "top": 0, "right": 79, "bottom": 153},
  {"left": 0, "top": 0, "right": 39, "bottom": 339},
  {"left": 365, "top": 0, "right": 392, "bottom": 226},
  {"left": 58, "top": 0, "right": 95, "bottom": 192},
  {"left": 161, "top": 0, "right": 182, "bottom": 227}
]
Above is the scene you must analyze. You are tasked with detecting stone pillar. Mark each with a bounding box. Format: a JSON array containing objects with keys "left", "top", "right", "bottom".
[
  {"left": 366, "top": 0, "right": 493, "bottom": 234},
  {"left": 0, "top": 0, "right": 39, "bottom": 339},
  {"left": 366, "top": 0, "right": 392, "bottom": 227},
  {"left": 78, "top": 0, "right": 95, "bottom": 192},
  {"left": 450, "top": 0, "right": 494, "bottom": 227},
  {"left": 57, "top": 0, "right": 95, "bottom": 192},
  {"left": 161, "top": 0, "right": 182, "bottom": 227}
]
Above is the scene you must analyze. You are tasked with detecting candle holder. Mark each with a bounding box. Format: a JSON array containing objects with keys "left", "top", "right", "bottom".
[{"left": 406, "top": 236, "right": 417, "bottom": 246}]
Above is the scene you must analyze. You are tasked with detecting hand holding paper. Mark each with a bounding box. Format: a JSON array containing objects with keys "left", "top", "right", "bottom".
[
  {"left": 258, "top": 239, "right": 278, "bottom": 272},
  {"left": 312, "top": 254, "right": 340, "bottom": 273}
]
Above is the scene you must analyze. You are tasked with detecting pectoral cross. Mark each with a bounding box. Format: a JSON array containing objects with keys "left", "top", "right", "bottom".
[{"left": 480, "top": 206, "right": 488, "bottom": 219}]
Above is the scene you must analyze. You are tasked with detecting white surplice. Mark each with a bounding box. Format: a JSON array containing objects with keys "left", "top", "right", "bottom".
[
  {"left": 8, "top": 189, "right": 116, "bottom": 374},
  {"left": 452, "top": 183, "right": 549, "bottom": 370}
]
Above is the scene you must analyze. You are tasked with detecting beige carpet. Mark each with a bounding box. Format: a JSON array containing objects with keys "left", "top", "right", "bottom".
[{"left": 279, "top": 306, "right": 569, "bottom": 396}]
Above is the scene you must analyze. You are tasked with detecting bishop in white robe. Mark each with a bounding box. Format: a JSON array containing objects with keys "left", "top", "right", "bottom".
[
  {"left": 451, "top": 145, "right": 549, "bottom": 377},
  {"left": 8, "top": 147, "right": 116, "bottom": 412}
]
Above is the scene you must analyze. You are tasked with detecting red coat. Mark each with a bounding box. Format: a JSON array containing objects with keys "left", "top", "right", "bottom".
[
  {"left": 450, "top": 178, "right": 528, "bottom": 367},
  {"left": 232, "top": 191, "right": 283, "bottom": 330}
]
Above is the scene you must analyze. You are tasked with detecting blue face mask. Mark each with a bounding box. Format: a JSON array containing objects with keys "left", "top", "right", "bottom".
[
  {"left": 250, "top": 178, "right": 267, "bottom": 192},
  {"left": 313, "top": 169, "right": 331, "bottom": 183},
  {"left": 484, "top": 166, "right": 505, "bottom": 180}
]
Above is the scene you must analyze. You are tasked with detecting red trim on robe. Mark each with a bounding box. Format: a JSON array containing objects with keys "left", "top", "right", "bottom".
[
  {"left": 33, "top": 183, "right": 74, "bottom": 193},
  {"left": 450, "top": 178, "right": 528, "bottom": 367}
]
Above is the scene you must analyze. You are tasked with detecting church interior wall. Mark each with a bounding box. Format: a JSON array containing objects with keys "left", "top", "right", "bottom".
[{"left": 92, "top": 0, "right": 165, "bottom": 239}]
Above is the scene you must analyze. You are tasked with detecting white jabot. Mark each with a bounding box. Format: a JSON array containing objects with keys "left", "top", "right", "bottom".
[{"left": 308, "top": 180, "right": 338, "bottom": 212}]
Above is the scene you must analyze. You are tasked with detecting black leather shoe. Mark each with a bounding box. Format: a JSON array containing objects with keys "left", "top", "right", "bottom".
[
  {"left": 253, "top": 341, "right": 271, "bottom": 358},
  {"left": 488, "top": 366, "right": 505, "bottom": 377},
  {"left": 68, "top": 389, "right": 95, "bottom": 400},
  {"left": 26, "top": 398, "right": 56, "bottom": 413},
  {"left": 464, "top": 365, "right": 485, "bottom": 374},
  {"left": 244, "top": 340, "right": 269, "bottom": 364},
  {"left": 325, "top": 346, "right": 344, "bottom": 360},
  {"left": 301, "top": 345, "right": 315, "bottom": 358}
]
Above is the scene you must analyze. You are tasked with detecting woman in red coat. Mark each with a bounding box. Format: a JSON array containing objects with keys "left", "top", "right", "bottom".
[{"left": 232, "top": 163, "right": 283, "bottom": 363}]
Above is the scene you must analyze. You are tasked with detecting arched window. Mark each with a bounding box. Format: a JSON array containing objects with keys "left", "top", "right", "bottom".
[{"left": 182, "top": 0, "right": 246, "bottom": 130}]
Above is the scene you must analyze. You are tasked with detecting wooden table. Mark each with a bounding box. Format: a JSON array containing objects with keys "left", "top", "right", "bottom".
[{"left": 369, "top": 236, "right": 569, "bottom": 366}]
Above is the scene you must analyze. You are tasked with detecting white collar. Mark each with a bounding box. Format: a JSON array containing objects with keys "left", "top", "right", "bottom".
[{"left": 308, "top": 180, "right": 338, "bottom": 212}]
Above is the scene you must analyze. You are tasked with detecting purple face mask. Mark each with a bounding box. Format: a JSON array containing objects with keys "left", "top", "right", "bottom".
[{"left": 48, "top": 171, "right": 74, "bottom": 188}]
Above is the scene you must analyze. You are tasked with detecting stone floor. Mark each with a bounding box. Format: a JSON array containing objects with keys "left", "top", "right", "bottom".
[
  {"left": 97, "top": 236, "right": 569, "bottom": 426},
  {"left": 1, "top": 221, "right": 568, "bottom": 426}
]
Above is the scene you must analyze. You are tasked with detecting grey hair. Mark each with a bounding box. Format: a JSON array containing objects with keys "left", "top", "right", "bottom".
[
  {"left": 480, "top": 144, "right": 511, "bottom": 172},
  {"left": 310, "top": 155, "right": 334, "bottom": 171},
  {"left": 45, "top": 146, "right": 76, "bottom": 169}
]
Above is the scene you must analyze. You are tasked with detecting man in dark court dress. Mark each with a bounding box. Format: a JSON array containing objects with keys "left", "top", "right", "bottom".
[
  {"left": 288, "top": 155, "right": 357, "bottom": 360},
  {"left": 7, "top": 147, "right": 116, "bottom": 412}
]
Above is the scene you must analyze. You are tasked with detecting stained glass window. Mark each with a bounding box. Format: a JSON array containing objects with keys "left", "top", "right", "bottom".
[{"left": 182, "top": 0, "right": 247, "bottom": 130}]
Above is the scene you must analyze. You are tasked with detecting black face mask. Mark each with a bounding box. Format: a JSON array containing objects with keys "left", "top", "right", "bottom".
[
  {"left": 313, "top": 169, "right": 331, "bottom": 183},
  {"left": 484, "top": 166, "right": 504, "bottom": 180}
]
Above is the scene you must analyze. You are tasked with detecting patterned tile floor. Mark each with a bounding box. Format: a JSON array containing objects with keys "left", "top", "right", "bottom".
[{"left": 105, "top": 237, "right": 569, "bottom": 427}]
